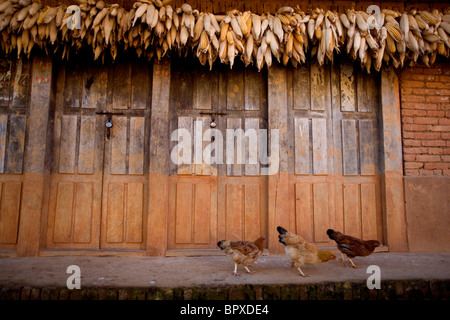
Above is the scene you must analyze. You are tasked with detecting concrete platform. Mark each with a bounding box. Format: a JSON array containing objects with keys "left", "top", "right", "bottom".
[{"left": 0, "top": 252, "right": 449, "bottom": 300}]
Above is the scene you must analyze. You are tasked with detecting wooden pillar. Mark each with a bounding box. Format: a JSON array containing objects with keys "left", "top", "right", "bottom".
[
  {"left": 267, "top": 63, "right": 290, "bottom": 254},
  {"left": 16, "top": 55, "right": 53, "bottom": 256},
  {"left": 380, "top": 67, "right": 408, "bottom": 252},
  {"left": 147, "top": 59, "right": 171, "bottom": 256}
]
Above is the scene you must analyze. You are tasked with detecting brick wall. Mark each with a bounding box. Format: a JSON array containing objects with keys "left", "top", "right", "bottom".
[{"left": 399, "top": 63, "right": 450, "bottom": 176}]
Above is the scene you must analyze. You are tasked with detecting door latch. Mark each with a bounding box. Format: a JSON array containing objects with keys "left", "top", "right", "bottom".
[{"left": 95, "top": 111, "right": 124, "bottom": 139}]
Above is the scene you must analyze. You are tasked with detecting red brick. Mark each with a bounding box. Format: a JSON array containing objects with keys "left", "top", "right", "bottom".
[
  {"left": 414, "top": 88, "right": 443, "bottom": 96},
  {"left": 427, "top": 111, "right": 445, "bottom": 117},
  {"left": 428, "top": 148, "right": 444, "bottom": 155},
  {"left": 404, "top": 162, "right": 424, "bottom": 169},
  {"left": 426, "top": 96, "right": 450, "bottom": 103},
  {"left": 402, "top": 109, "right": 427, "bottom": 117},
  {"left": 428, "top": 125, "right": 450, "bottom": 132},
  {"left": 403, "top": 131, "right": 415, "bottom": 139},
  {"left": 403, "top": 67, "right": 424, "bottom": 74},
  {"left": 402, "top": 116, "right": 414, "bottom": 124},
  {"left": 403, "top": 147, "right": 428, "bottom": 154},
  {"left": 402, "top": 102, "right": 436, "bottom": 110},
  {"left": 403, "top": 139, "right": 422, "bottom": 146},
  {"left": 403, "top": 154, "right": 416, "bottom": 161},
  {"left": 442, "top": 133, "right": 450, "bottom": 139},
  {"left": 402, "top": 95, "right": 426, "bottom": 103},
  {"left": 423, "top": 68, "right": 443, "bottom": 75},
  {"left": 424, "top": 163, "right": 449, "bottom": 170},
  {"left": 444, "top": 148, "right": 450, "bottom": 155},
  {"left": 443, "top": 170, "right": 450, "bottom": 176},
  {"left": 416, "top": 155, "right": 441, "bottom": 162},
  {"left": 419, "top": 169, "right": 434, "bottom": 175},
  {"left": 404, "top": 169, "right": 419, "bottom": 176},
  {"left": 421, "top": 140, "right": 447, "bottom": 147},
  {"left": 414, "top": 117, "right": 438, "bottom": 125},
  {"left": 400, "top": 87, "right": 414, "bottom": 95},
  {"left": 403, "top": 124, "right": 427, "bottom": 132},
  {"left": 439, "top": 75, "right": 450, "bottom": 82},
  {"left": 402, "top": 80, "right": 425, "bottom": 88},
  {"left": 419, "top": 169, "right": 433, "bottom": 176},
  {"left": 415, "top": 132, "right": 440, "bottom": 140},
  {"left": 442, "top": 155, "right": 450, "bottom": 162},
  {"left": 401, "top": 68, "right": 421, "bottom": 76},
  {"left": 438, "top": 89, "right": 450, "bottom": 96},
  {"left": 409, "top": 74, "right": 435, "bottom": 81},
  {"left": 425, "top": 82, "right": 445, "bottom": 88},
  {"left": 439, "top": 118, "right": 450, "bottom": 125}
]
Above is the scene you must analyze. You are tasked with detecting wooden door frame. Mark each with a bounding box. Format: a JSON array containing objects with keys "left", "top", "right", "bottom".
[
  {"left": 379, "top": 68, "right": 408, "bottom": 252},
  {"left": 16, "top": 55, "right": 53, "bottom": 256},
  {"left": 147, "top": 59, "right": 171, "bottom": 256}
]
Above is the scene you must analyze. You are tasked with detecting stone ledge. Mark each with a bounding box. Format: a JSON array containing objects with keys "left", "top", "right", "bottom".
[{"left": 1, "top": 280, "right": 448, "bottom": 300}]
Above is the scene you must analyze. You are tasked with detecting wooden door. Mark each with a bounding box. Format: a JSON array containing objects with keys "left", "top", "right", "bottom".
[
  {"left": 0, "top": 57, "right": 31, "bottom": 250},
  {"left": 333, "top": 61, "right": 382, "bottom": 241},
  {"left": 168, "top": 59, "right": 219, "bottom": 250},
  {"left": 167, "top": 59, "right": 268, "bottom": 252},
  {"left": 287, "top": 60, "right": 383, "bottom": 244},
  {"left": 46, "top": 57, "right": 151, "bottom": 250},
  {"left": 219, "top": 67, "right": 268, "bottom": 244}
]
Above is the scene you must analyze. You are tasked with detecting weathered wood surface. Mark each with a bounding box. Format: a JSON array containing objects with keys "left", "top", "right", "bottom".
[
  {"left": 17, "top": 55, "right": 52, "bottom": 256},
  {"left": 148, "top": 59, "right": 171, "bottom": 256},
  {"left": 168, "top": 59, "right": 268, "bottom": 252},
  {"left": 0, "top": 52, "right": 405, "bottom": 256},
  {"left": 46, "top": 56, "right": 151, "bottom": 251},
  {"left": 285, "top": 60, "right": 383, "bottom": 246},
  {"left": 0, "top": 181, "right": 22, "bottom": 244},
  {"left": 267, "top": 64, "right": 289, "bottom": 253},
  {"left": 380, "top": 67, "right": 408, "bottom": 251}
]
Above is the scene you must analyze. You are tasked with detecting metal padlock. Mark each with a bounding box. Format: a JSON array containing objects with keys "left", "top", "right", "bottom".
[{"left": 106, "top": 118, "right": 113, "bottom": 139}]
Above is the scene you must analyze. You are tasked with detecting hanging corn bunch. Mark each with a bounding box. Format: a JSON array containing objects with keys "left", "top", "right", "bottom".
[{"left": 0, "top": 0, "right": 449, "bottom": 72}]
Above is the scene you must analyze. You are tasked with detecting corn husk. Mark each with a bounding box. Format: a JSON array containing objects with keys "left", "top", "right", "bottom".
[{"left": 0, "top": 1, "right": 449, "bottom": 71}]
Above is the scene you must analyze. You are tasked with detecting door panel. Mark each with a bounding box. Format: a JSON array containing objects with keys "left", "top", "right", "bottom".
[
  {"left": 46, "top": 58, "right": 151, "bottom": 251},
  {"left": 0, "top": 181, "right": 22, "bottom": 244},
  {"left": 168, "top": 176, "right": 217, "bottom": 249},
  {"left": 102, "top": 181, "right": 145, "bottom": 246},
  {"left": 225, "top": 181, "right": 262, "bottom": 242},
  {"left": 173, "top": 181, "right": 212, "bottom": 245}
]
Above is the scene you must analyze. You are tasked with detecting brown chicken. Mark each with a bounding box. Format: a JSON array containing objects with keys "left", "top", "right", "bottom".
[
  {"left": 217, "top": 237, "right": 265, "bottom": 276},
  {"left": 327, "top": 229, "right": 381, "bottom": 268},
  {"left": 277, "top": 226, "right": 337, "bottom": 277}
]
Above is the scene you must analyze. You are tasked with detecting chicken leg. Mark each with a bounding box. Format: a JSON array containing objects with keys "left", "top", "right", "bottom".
[
  {"left": 244, "top": 265, "right": 252, "bottom": 274},
  {"left": 233, "top": 263, "right": 253, "bottom": 276},
  {"left": 340, "top": 253, "right": 349, "bottom": 267},
  {"left": 233, "top": 263, "right": 239, "bottom": 276},
  {"left": 297, "top": 267, "right": 309, "bottom": 277},
  {"left": 347, "top": 257, "right": 359, "bottom": 269}
]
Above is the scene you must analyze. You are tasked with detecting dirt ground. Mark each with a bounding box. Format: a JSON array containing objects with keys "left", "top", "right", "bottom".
[{"left": 0, "top": 252, "right": 449, "bottom": 289}]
